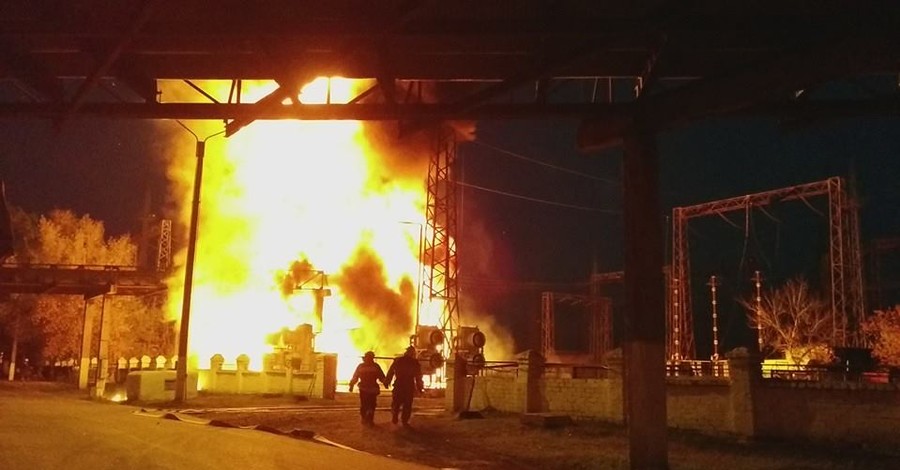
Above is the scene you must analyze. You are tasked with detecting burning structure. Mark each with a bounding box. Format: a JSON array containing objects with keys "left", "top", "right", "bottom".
[{"left": 161, "top": 78, "right": 495, "bottom": 394}]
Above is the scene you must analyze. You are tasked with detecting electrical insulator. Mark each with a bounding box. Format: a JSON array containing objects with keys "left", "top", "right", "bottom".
[
  {"left": 415, "top": 325, "right": 444, "bottom": 349},
  {"left": 455, "top": 326, "right": 486, "bottom": 351},
  {"left": 417, "top": 349, "right": 445, "bottom": 374}
]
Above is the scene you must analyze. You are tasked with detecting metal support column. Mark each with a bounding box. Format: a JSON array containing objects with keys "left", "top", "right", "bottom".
[
  {"left": 828, "top": 178, "right": 847, "bottom": 346},
  {"left": 541, "top": 292, "right": 553, "bottom": 357},
  {"left": 622, "top": 123, "right": 668, "bottom": 469},
  {"left": 845, "top": 195, "right": 865, "bottom": 346},
  {"left": 670, "top": 207, "right": 693, "bottom": 359}
]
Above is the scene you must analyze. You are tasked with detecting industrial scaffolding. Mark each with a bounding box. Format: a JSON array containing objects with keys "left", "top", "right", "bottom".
[{"left": 668, "top": 176, "right": 865, "bottom": 360}]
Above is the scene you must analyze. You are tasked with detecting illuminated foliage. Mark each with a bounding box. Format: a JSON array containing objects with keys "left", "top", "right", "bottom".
[
  {"left": 106, "top": 296, "right": 175, "bottom": 359},
  {"left": 863, "top": 306, "right": 900, "bottom": 366},
  {"left": 741, "top": 277, "right": 834, "bottom": 363},
  {"left": 0, "top": 208, "right": 172, "bottom": 362}
]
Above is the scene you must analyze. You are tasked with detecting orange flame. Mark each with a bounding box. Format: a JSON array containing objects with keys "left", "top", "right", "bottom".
[{"left": 163, "top": 78, "right": 430, "bottom": 381}]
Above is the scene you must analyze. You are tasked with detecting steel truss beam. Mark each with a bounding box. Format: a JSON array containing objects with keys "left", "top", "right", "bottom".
[
  {"left": 0, "top": 264, "right": 166, "bottom": 296},
  {"left": 1, "top": 99, "right": 895, "bottom": 123},
  {"left": 669, "top": 176, "right": 866, "bottom": 359}
]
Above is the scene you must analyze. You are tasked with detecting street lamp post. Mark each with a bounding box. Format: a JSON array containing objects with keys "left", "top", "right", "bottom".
[{"left": 174, "top": 126, "right": 223, "bottom": 403}]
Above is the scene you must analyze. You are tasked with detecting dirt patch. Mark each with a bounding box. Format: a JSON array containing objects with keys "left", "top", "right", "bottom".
[{"left": 133, "top": 391, "right": 900, "bottom": 470}]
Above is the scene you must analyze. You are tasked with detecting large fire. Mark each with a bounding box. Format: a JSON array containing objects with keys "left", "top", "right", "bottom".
[{"left": 162, "top": 78, "right": 441, "bottom": 382}]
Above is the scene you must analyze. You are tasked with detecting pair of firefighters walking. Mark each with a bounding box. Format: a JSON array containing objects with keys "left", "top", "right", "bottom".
[{"left": 348, "top": 345, "right": 424, "bottom": 426}]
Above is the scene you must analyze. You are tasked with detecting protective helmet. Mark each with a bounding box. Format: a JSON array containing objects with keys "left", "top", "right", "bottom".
[{"left": 364, "top": 351, "right": 375, "bottom": 359}]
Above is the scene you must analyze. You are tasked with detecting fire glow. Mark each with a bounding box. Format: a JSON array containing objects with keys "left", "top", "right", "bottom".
[{"left": 164, "top": 78, "right": 442, "bottom": 383}]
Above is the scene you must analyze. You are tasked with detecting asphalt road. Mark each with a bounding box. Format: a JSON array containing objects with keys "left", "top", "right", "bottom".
[{"left": 0, "top": 385, "right": 431, "bottom": 470}]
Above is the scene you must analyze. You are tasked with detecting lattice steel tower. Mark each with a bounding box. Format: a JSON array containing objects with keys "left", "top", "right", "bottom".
[
  {"left": 668, "top": 176, "right": 867, "bottom": 359},
  {"left": 157, "top": 219, "right": 172, "bottom": 272},
  {"left": 423, "top": 125, "right": 460, "bottom": 354}
]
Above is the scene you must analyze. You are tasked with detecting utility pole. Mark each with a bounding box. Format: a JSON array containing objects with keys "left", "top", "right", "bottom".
[
  {"left": 174, "top": 127, "right": 224, "bottom": 402},
  {"left": 174, "top": 139, "right": 206, "bottom": 402}
]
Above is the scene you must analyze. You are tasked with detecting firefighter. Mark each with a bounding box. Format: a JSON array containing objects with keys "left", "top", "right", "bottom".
[
  {"left": 348, "top": 351, "right": 386, "bottom": 426},
  {"left": 384, "top": 345, "right": 424, "bottom": 426}
]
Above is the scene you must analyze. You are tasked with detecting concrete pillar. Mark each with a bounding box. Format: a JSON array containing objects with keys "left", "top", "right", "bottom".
[
  {"left": 447, "top": 354, "right": 469, "bottom": 412},
  {"left": 516, "top": 350, "right": 545, "bottom": 413},
  {"left": 726, "top": 347, "right": 760, "bottom": 437},
  {"left": 209, "top": 354, "right": 224, "bottom": 392},
  {"left": 603, "top": 348, "right": 625, "bottom": 423},
  {"left": 78, "top": 299, "right": 96, "bottom": 390},
  {"left": 93, "top": 296, "right": 111, "bottom": 398},
  {"left": 622, "top": 123, "right": 668, "bottom": 469}
]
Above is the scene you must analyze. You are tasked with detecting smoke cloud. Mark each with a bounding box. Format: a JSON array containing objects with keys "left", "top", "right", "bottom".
[{"left": 333, "top": 245, "right": 416, "bottom": 348}]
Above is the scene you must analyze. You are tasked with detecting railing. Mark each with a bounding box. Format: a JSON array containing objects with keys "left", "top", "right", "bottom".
[
  {"left": 666, "top": 360, "right": 730, "bottom": 378},
  {"left": 471, "top": 359, "right": 733, "bottom": 379},
  {"left": 475, "top": 360, "right": 518, "bottom": 378},
  {"left": 761, "top": 362, "right": 900, "bottom": 384}
]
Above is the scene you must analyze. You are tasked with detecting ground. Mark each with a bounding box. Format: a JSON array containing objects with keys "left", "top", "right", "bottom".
[
  {"left": 3, "top": 381, "right": 899, "bottom": 469},
  {"left": 122, "top": 388, "right": 900, "bottom": 470}
]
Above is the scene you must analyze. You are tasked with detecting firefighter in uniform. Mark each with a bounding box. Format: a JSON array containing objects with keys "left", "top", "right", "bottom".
[
  {"left": 385, "top": 345, "right": 424, "bottom": 426},
  {"left": 349, "top": 351, "right": 386, "bottom": 426}
]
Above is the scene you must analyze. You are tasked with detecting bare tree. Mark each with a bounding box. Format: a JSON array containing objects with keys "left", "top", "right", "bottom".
[{"left": 741, "top": 277, "right": 834, "bottom": 363}]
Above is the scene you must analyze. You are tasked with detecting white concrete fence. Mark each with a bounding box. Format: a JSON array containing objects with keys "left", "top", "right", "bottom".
[{"left": 51, "top": 352, "right": 337, "bottom": 400}]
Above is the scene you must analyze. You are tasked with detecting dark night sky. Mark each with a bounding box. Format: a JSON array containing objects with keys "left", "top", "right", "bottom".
[
  {"left": 1, "top": 85, "right": 899, "bottom": 355},
  {"left": 0, "top": 118, "right": 172, "bottom": 235},
  {"left": 458, "top": 112, "right": 900, "bottom": 354}
]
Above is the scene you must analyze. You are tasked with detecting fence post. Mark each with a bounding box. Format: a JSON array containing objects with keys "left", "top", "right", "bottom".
[{"left": 209, "top": 354, "right": 223, "bottom": 392}]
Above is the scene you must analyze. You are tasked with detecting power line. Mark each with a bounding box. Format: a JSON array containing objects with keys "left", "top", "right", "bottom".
[
  {"left": 456, "top": 180, "right": 619, "bottom": 214},
  {"left": 459, "top": 276, "right": 591, "bottom": 291},
  {"left": 470, "top": 139, "right": 619, "bottom": 185}
]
